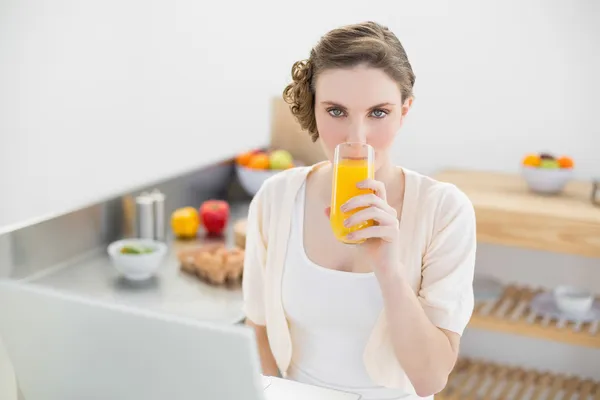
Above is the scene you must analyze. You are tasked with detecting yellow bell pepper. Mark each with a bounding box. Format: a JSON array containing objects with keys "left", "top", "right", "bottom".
[{"left": 171, "top": 207, "right": 200, "bottom": 239}]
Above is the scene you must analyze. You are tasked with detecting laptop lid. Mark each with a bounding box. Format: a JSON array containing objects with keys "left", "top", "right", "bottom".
[{"left": 0, "top": 280, "right": 265, "bottom": 400}]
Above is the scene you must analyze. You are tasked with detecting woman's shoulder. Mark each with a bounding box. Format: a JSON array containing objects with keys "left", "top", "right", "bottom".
[
  {"left": 402, "top": 168, "right": 476, "bottom": 243},
  {"left": 403, "top": 167, "right": 473, "bottom": 214},
  {"left": 252, "top": 165, "right": 312, "bottom": 205}
]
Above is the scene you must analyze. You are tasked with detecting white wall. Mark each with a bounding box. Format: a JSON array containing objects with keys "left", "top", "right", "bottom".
[
  {"left": 0, "top": 0, "right": 279, "bottom": 232},
  {"left": 1, "top": 0, "right": 598, "bottom": 234},
  {"left": 392, "top": 0, "right": 600, "bottom": 178},
  {"left": 1, "top": 0, "right": 598, "bottom": 233}
]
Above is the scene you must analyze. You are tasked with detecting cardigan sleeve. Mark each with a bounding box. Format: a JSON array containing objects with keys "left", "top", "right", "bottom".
[
  {"left": 418, "top": 185, "right": 477, "bottom": 336},
  {"left": 241, "top": 186, "right": 270, "bottom": 325}
]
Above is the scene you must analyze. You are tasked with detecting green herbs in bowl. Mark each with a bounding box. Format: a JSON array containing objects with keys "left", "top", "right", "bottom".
[
  {"left": 108, "top": 239, "right": 167, "bottom": 281},
  {"left": 119, "top": 244, "right": 156, "bottom": 255}
]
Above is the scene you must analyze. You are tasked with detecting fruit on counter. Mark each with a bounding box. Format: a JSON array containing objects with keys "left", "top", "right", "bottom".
[
  {"left": 522, "top": 152, "right": 574, "bottom": 169},
  {"left": 199, "top": 200, "right": 230, "bottom": 235},
  {"left": 247, "top": 152, "right": 270, "bottom": 169},
  {"left": 269, "top": 149, "right": 294, "bottom": 169},
  {"left": 171, "top": 207, "right": 200, "bottom": 239}
]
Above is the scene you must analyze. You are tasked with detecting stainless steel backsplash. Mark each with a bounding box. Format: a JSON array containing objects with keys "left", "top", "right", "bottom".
[{"left": 0, "top": 158, "right": 251, "bottom": 280}]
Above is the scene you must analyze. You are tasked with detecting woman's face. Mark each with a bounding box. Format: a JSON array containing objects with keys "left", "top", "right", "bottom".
[{"left": 314, "top": 65, "right": 412, "bottom": 170}]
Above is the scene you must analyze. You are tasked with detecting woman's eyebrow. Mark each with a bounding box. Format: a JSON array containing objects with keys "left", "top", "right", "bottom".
[
  {"left": 320, "top": 101, "right": 395, "bottom": 109},
  {"left": 320, "top": 101, "right": 347, "bottom": 109}
]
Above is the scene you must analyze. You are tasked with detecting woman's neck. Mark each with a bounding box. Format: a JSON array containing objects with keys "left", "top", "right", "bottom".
[{"left": 374, "top": 157, "right": 400, "bottom": 190}]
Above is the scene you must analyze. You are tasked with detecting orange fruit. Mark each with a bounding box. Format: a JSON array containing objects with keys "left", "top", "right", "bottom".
[
  {"left": 247, "top": 153, "right": 270, "bottom": 169},
  {"left": 522, "top": 154, "right": 541, "bottom": 167},
  {"left": 557, "top": 156, "right": 574, "bottom": 168},
  {"left": 236, "top": 150, "right": 255, "bottom": 166}
]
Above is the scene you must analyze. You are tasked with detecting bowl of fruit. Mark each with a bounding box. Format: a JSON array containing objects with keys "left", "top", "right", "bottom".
[
  {"left": 235, "top": 149, "right": 299, "bottom": 196},
  {"left": 521, "top": 152, "right": 574, "bottom": 194}
]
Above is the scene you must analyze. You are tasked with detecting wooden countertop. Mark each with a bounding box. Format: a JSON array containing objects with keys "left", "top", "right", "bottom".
[{"left": 434, "top": 169, "right": 600, "bottom": 258}]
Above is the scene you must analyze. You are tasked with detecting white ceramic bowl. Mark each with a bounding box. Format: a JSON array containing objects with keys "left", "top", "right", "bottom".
[
  {"left": 108, "top": 239, "right": 168, "bottom": 281},
  {"left": 553, "top": 285, "right": 593, "bottom": 316},
  {"left": 521, "top": 166, "right": 573, "bottom": 194},
  {"left": 236, "top": 164, "right": 300, "bottom": 196}
]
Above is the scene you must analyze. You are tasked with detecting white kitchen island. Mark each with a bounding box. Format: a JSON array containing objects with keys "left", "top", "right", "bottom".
[{"left": 25, "top": 202, "right": 251, "bottom": 325}]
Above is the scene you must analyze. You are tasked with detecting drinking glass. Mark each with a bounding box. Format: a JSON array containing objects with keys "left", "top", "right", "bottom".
[{"left": 329, "top": 142, "right": 375, "bottom": 244}]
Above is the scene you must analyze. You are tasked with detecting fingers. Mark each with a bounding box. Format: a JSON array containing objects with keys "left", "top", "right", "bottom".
[
  {"left": 341, "top": 193, "right": 397, "bottom": 217},
  {"left": 357, "top": 179, "right": 387, "bottom": 200},
  {"left": 344, "top": 206, "right": 398, "bottom": 228},
  {"left": 347, "top": 225, "right": 397, "bottom": 243}
]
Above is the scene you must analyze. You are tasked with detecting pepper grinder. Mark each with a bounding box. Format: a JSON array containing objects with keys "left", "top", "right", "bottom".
[
  {"left": 135, "top": 193, "right": 155, "bottom": 240},
  {"left": 593, "top": 180, "right": 600, "bottom": 206},
  {"left": 134, "top": 189, "right": 166, "bottom": 241},
  {"left": 150, "top": 189, "right": 166, "bottom": 242}
]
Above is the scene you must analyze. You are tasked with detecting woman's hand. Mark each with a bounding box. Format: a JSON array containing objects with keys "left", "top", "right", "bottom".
[{"left": 339, "top": 179, "right": 402, "bottom": 276}]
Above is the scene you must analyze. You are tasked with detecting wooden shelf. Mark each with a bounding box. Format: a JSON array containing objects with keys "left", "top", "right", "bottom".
[
  {"left": 434, "top": 169, "right": 600, "bottom": 258},
  {"left": 439, "top": 358, "right": 600, "bottom": 400},
  {"left": 470, "top": 285, "right": 600, "bottom": 349}
]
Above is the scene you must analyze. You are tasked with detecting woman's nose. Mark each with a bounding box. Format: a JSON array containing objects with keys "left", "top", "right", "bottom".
[{"left": 346, "top": 121, "right": 367, "bottom": 143}]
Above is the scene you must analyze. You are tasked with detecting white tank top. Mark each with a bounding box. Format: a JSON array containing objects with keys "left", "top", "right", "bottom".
[{"left": 282, "top": 182, "right": 414, "bottom": 400}]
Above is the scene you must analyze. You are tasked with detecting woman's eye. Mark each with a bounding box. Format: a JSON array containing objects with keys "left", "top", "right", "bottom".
[
  {"left": 328, "top": 108, "right": 345, "bottom": 118},
  {"left": 370, "top": 109, "right": 388, "bottom": 118}
]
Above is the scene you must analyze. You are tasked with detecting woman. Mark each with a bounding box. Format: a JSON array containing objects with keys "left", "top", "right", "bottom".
[{"left": 242, "top": 21, "right": 476, "bottom": 400}]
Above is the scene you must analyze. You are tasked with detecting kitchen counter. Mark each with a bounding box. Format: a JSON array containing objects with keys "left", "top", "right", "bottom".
[{"left": 24, "top": 202, "right": 251, "bottom": 325}]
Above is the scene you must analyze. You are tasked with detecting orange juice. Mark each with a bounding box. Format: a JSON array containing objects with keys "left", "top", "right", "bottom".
[{"left": 330, "top": 158, "right": 375, "bottom": 244}]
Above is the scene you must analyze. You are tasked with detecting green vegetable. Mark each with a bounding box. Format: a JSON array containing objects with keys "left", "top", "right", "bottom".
[
  {"left": 539, "top": 159, "right": 559, "bottom": 169},
  {"left": 120, "top": 244, "right": 156, "bottom": 255}
]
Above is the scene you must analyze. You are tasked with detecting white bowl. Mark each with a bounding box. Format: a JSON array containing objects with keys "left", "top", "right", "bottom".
[
  {"left": 236, "top": 164, "right": 297, "bottom": 196},
  {"left": 108, "top": 239, "right": 167, "bottom": 281},
  {"left": 521, "top": 165, "right": 573, "bottom": 194},
  {"left": 553, "top": 285, "right": 593, "bottom": 316}
]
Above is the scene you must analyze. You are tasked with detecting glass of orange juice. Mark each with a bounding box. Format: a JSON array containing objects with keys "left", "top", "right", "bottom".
[{"left": 330, "top": 142, "right": 375, "bottom": 244}]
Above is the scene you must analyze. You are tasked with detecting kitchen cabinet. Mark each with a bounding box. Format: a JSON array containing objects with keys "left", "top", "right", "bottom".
[
  {"left": 433, "top": 169, "right": 600, "bottom": 398},
  {"left": 469, "top": 285, "right": 599, "bottom": 349},
  {"left": 438, "top": 358, "right": 600, "bottom": 400},
  {"left": 434, "top": 169, "right": 600, "bottom": 258}
]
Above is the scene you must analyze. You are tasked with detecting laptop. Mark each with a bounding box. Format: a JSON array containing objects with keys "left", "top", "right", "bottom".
[{"left": 0, "top": 280, "right": 360, "bottom": 400}]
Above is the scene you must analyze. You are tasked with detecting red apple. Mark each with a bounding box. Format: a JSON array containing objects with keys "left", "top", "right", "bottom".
[{"left": 199, "top": 200, "right": 229, "bottom": 235}]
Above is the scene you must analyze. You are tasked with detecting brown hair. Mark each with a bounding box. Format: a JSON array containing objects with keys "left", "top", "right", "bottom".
[{"left": 283, "top": 21, "right": 416, "bottom": 142}]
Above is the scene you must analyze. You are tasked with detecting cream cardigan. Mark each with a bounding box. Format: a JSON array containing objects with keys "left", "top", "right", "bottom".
[{"left": 242, "top": 163, "right": 476, "bottom": 395}]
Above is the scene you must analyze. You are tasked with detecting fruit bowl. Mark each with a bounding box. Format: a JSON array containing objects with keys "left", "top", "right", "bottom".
[
  {"left": 235, "top": 149, "right": 300, "bottom": 196},
  {"left": 521, "top": 152, "right": 574, "bottom": 195}
]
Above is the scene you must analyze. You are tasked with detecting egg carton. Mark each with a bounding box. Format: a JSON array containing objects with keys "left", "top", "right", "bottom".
[{"left": 178, "top": 243, "right": 244, "bottom": 286}]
